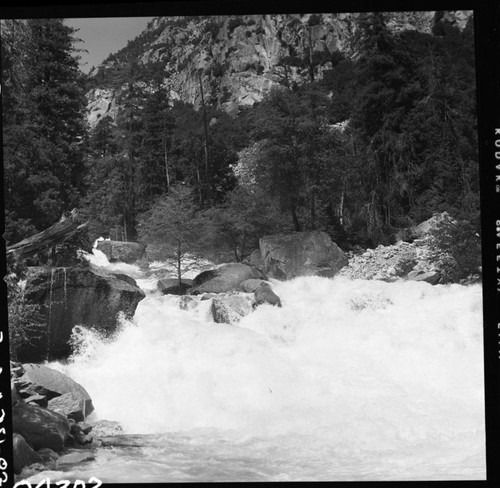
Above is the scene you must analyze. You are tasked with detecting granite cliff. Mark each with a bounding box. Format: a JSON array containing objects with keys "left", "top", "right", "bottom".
[{"left": 86, "top": 11, "right": 472, "bottom": 127}]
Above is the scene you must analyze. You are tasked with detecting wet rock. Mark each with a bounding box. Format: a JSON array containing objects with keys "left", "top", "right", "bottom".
[
  {"left": 239, "top": 278, "right": 269, "bottom": 293},
  {"left": 96, "top": 240, "right": 145, "bottom": 263},
  {"left": 157, "top": 278, "right": 193, "bottom": 295},
  {"left": 178, "top": 295, "right": 197, "bottom": 311},
  {"left": 21, "top": 267, "right": 145, "bottom": 361},
  {"left": 13, "top": 433, "right": 42, "bottom": 474},
  {"left": 12, "top": 402, "right": 70, "bottom": 451},
  {"left": 90, "top": 420, "right": 123, "bottom": 438},
  {"left": 408, "top": 270, "right": 441, "bottom": 285},
  {"left": 211, "top": 294, "right": 253, "bottom": 324},
  {"left": 58, "top": 451, "right": 95, "bottom": 465},
  {"left": 191, "top": 263, "right": 265, "bottom": 294},
  {"left": 259, "top": 231, "right": 348, "bottom": 280},
  {"left": 253, "top": 284, "right": 282, "bottom": 308},
  {"left": 36, "top": 448, "right": 59, "bottom": 463}
]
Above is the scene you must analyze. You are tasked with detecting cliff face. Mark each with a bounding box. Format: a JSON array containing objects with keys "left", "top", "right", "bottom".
[{"left": 86, "top": 11, "right": 472, "bottom": 127}]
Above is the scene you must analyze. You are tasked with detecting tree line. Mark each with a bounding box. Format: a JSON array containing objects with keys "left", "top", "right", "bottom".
[{"left": 2, "top": 14, "right": 480, "bottom": 271}]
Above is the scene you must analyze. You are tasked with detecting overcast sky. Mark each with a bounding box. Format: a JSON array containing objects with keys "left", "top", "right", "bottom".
[{"left": 65, "top": 17, "right": 155, "bottom": 73}]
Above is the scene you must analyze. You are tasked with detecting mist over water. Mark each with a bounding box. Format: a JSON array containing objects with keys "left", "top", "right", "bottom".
[{"left": 48, "top": 252, "right": 485, "bottom": 482}]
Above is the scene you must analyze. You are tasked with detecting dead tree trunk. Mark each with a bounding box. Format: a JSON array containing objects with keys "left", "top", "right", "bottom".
[{"left": 7, "top": 209, "right": 88, "bottom": 260}]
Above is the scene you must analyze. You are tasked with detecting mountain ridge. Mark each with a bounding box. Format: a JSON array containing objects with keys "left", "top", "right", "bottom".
[{"left": 85, "top": 11, "right": 472, "bottom": 127}]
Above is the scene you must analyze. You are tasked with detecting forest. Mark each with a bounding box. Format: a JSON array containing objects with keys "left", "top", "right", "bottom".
[{"left": 2, "top": 14, "right": 480, "bottom": 269}]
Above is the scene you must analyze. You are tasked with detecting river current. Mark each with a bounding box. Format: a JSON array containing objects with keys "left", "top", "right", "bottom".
[{"left": 26, "top": 247, "right": 485, "bottom": 482}]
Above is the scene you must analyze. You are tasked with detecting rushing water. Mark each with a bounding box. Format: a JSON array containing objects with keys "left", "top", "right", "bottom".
[{"left": 32, "top": 248, "right": 485, "bottom": 483}]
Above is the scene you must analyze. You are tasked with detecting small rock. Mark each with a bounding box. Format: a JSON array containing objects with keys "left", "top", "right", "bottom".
[
  {"left": 36, "top": 448, "right": 59, "bottom": 462},
  {"left": 90, "top": 420, "right": 123, "bottom": 438}
]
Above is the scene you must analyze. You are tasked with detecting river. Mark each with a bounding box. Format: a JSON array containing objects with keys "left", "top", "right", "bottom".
[{"left": 25, "top": 248, "right": 485, "bottom": 482}]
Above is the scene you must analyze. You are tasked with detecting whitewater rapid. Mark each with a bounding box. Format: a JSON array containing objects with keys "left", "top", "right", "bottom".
[{"left": 46, "top": 250, "right": 485, "bottom": 482}]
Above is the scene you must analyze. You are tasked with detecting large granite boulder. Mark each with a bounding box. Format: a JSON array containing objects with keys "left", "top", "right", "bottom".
[
  {"left": 259, "top": 231, "right": 348, "bottom": 280},
  {"left": 12, "top": 402, "right": 70, "bottom": 451},
  {"left": 21, "top": 266, "right": 145, "bottom": 361},
  {"left": 191, "top": 263, "right": 266, "bottom": 295},
  {"left": 12, "top": 433, "right": 42, "bottom": 474},
  {"left": 96, "top": 240, "right": 145, "bottom": 263},
  {"left": 19, "top": 363, "right": 94, "bottom": 419}
]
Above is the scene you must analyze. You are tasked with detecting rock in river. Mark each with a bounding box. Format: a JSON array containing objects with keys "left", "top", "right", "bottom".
[
  {"left": 259, "top": 231, "right": 348, "bottom": 280},
  {"left": 20, "top": 266, "right": 145, "bottom": 361},
  {"left": 191, "top": 263, "right": 266, "bottom": 294}
]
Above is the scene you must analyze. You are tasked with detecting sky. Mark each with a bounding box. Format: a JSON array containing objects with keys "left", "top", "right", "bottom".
[{"left": 65, "top": 17, "right": 155, "bottom": 73}]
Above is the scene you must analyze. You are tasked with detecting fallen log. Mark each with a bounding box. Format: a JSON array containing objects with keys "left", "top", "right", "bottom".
[{"left": 7, "top": 209, "right": 88, "bottom": 260}]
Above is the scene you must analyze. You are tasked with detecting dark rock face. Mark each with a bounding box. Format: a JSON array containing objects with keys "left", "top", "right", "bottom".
[
  {"left": 157, "top": 278, "right": 193, "bottom": 295},
  {"left": 259, "top": 231, "right": 348, "bottom": 280},
  {"left": 191, "top": 263, "right": 266, "bottom": 294},
  {"left": 21, "top": 266, "right": 145, "bottom": 361},
  {"left": 12, "top": 433, "right": 42, "bottom": 474},
  {"left": 96, "top": 240, "right": 145, "bottom": 263},
  {"left": 12, "top": 402, "right": 70, "bottom": 451}
]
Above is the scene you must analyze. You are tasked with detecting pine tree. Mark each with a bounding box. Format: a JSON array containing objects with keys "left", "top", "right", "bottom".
[{"left": 2, "top": 18, "right": 87, "bottom": 243}]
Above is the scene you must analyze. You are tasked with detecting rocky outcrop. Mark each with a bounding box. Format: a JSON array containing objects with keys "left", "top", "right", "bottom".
[
  {"left": 96, "top": 240, "right": 145, "bottom": 263},
  {"left": 157, "top": 278, "right": 193, "bottom": 295},
  {"left": 259, "top": 231, "right": 348, "bottom": 280},
  {"left": 191, "top": 263, "right": 266, "bottom": 294},
  {"left": 14, "top": 363, "right": 94, "bottom": 419},
  {"left": 87, "top": 12, "right": 472, "bottom": 125},
  {"left": 12, "top": 402, "right": 70, "bottom": 451},
  {"left": 394, "top": 211, "right": 455, "bottom": 243},
  {"left": 21, "top": 266, "right": 145, "bottom": 361}
]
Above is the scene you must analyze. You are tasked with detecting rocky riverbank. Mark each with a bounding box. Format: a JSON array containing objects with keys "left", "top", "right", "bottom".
[{"left": 10, "top": 362, "right": 124, "bottom": 478}]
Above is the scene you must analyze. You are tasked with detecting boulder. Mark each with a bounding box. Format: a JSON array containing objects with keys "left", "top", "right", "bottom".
[
  {"left": 396, "top": 212, "right": 455, "bottom": 243},
  {"left": 157, "top": 278, "right": 193, "bottom": 295},
  {"left": 48, "top": 392, "right": 88, "bottom": 422},
  {"left": 244, "top": 249, "right": 262, "bottom": 267},
  {"left": 239, "top": 278, "right": 269, "bottom": 293},
  {"left": 191, "top": 263, "right": 266, "bottom": 294},
  {"left": 408, "top": 270, "right": 441, "bottom": 285},
  {"left": 89, "top": 420, "right": 123, "bottom": 438},
  {"left": 12, "top": 403, "right": 70, "bottom": 451},
  {"left": 259, "top": 231, "right": 348, "bottom": 280},
  {"left": 96, "top": 240, "right": 145, "bottom": 263},
  {"left": 13, "top": 433, "right": 42, "bottom": 474},
  {"left": 211, "top": 295, "right": 254, "bottom": 324},
  {"left": 253, "top": 283, "right": 282, "bottom": 308},
  {"left": 20, "top": 364, "right": 94, "bottom": 418},
  {"left": 21, "top": 266, "right": 145, "bottom": 361}
]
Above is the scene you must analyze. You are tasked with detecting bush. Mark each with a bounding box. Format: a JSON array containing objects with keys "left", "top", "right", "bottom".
[
  {"left": 6, "top": 255, "right": 45, "bottom": 361},
  {"left": 427, "top": 218, "right": 482, "bottom": 281}
]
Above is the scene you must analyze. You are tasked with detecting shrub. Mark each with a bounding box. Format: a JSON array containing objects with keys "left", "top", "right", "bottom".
[
  {"left": 427, "top": 218, "right": 482, "bottom": 281},
  {"left": 6, "top": 255, "right": 45, "bottom": 361}
]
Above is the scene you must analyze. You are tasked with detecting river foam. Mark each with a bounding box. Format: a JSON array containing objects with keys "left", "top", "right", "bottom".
[{"left": 50, "top": 250, "right": 486, "bottom": 481}]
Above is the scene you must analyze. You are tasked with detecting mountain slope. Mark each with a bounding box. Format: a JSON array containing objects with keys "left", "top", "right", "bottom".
[{"left": 85, "top": 11, "right": 472, "bottom": 127}]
